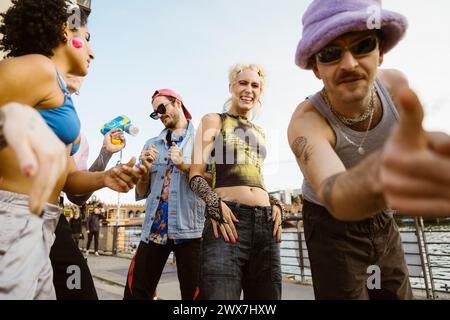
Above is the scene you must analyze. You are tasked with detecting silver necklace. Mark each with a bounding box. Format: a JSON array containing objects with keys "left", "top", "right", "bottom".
[
  {"left": 321, "top": 87, "right": 377, "bottom": 155},
  {"left": 340, "top": 106, "right": 375, "bottom": 155},
  {"left": 322, "top": 87, "right": 375, "bottom": 126}
]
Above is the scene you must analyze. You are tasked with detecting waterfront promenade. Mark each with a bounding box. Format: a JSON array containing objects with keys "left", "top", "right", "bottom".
[{"left": 86, "top": 254, "right": 315, "bottom": 300}]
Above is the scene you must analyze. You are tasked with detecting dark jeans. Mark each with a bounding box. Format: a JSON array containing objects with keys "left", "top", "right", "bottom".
[
  {"left": 303, "top": 199, "right": 413, "bottom": 300},
  {"left": 50, "top": 216, "right": 98, "bottom": 300},
  {"left": 86, "top": 230, "right": 99, "bottom": 252},
  {"left": 124, "top": 239, "right": 202, "bottom": 300},
  {"left": 199, "top": 201, "right": 282, "bottom": 300}
]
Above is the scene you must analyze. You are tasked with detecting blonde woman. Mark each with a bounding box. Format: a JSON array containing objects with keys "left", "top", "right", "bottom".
[{"left": 189, "top": 63, "right": 284, "bottom": 300}]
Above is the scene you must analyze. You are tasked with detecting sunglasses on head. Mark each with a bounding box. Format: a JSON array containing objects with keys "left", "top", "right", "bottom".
[
  {"left": 315, "top": 35, "right": 379, "bottom": 65},
  {"left": 150, "top": 102, "right": 171, "bottom": 120}
]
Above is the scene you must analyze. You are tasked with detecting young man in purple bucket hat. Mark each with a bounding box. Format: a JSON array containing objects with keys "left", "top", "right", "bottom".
[{"left": 287, "top": 0, "right": 414, "bottom": 299}]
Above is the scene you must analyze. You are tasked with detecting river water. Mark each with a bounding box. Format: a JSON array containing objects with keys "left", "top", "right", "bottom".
[{"left": 405, "top": 225, "right": 450, "bottom": 294}]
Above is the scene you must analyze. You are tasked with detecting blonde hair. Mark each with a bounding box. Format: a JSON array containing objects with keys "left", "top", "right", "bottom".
[{"left": 223, "top": 63, "right": 267, "bottom": 117}]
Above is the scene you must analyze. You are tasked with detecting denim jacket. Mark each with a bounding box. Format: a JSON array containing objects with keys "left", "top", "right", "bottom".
[{"left": 137, "top": 121, "right": 205, "bottom": 242}]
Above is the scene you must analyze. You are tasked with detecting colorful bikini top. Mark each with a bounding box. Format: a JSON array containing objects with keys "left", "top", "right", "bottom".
[{"left": 38, "top": 70, "right": 81, "bottom": 156}]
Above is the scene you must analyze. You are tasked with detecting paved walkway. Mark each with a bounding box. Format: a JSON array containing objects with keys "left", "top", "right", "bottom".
[{"left": 86, "top": 254, "right": 315, "bottom": 300}]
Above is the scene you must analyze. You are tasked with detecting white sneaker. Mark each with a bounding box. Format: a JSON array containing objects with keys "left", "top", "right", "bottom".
[
  {"left": 85, "top": 250, "right": 89, "bottom": 256},
  {"left": 94, "top": 251, "right": 99, "bottom": 256}
]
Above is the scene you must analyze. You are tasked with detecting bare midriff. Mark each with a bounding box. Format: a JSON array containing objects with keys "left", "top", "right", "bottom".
[
  {"left": 0, "top": 147, "right": 71, "bottom": 204},
  {"left": 215, "top": 185, "right": 270, "bottom": 207}
]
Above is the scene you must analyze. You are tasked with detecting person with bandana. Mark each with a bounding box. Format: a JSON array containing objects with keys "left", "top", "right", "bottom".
[{"left": 124, "top": 89, "right": 205, "bottom": 300}]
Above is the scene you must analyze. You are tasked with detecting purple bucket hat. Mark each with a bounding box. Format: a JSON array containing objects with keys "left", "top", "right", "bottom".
[{"left": 295, "top": 0, "right": 408, "bottom": 69}]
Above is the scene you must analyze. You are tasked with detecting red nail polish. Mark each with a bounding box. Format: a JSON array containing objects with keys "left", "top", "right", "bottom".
[{"left": 231, "top": 239, "right": 236, "bottom": 244}]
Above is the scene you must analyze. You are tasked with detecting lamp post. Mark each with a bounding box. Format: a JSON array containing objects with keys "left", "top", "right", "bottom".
[
  {"left": 115, "top": 154, "right": 122, "bottom": 227},
  {"left": 112, "top": 148, "right": 126, "bottom": 255}
]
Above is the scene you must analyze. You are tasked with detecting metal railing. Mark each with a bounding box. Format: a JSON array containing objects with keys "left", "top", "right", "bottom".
[
  {"left": 92, "top": 215, "right": 450, "bottom": 299},
  {"left": 110, "top": 223, "right": 143, "bottom": 255},
  {"left": 92, "top": 223, "right": 176, "bottom": 262},
  {"left": 280, "top": 215, "right": 450, "bottom": 299}
]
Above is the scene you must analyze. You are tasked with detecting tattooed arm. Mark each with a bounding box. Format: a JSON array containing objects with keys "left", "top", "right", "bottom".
[
  {"left": 318, "top": 151, "right": 386, "bottom": 220},
  {"left": 89, "top": 147, "right": 114, "bottom": 172},
  {"left": 66, "top": 130, "right": 126, "bottom": 205},
  {"left": 66, "top": 146, "right": 113, "bottom": 205},
  {"left": 287, "top": 100, "right": 387, "bottom": 221}
]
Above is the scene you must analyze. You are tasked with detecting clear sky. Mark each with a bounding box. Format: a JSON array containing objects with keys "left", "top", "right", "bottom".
[{"left": 70, "top": 0, "right": 450, "bottom": 204}]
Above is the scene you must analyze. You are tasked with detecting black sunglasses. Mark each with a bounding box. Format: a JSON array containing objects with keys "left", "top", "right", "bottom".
[
  {"left": 150, "top": 102, "right": 171, "bottom": 120},
  {"left": 315, "top": 35, "right": 379, "bottom": 65}
]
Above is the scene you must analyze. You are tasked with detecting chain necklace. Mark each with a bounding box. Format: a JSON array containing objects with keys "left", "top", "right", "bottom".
[
  {"left": 322, "top": 87, "right": 375, "bottom": 126},
  {"left": 321, "top": 87, "right": 377, "bottom": 155},
  {"left": 341, "top": 106, "right": 375, "bottom": 155}
]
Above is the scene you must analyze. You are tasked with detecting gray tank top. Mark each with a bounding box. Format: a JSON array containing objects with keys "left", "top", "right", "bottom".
[{"left": 302, "top": 77, "right": 399, "bottom": 206}]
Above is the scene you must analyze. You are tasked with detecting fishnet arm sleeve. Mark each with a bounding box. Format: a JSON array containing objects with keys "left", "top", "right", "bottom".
[{"left": 189, "top": 175, "right": 225, "bottom": 223}]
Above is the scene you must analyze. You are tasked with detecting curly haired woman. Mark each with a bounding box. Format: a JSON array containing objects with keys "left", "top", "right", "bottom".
[{"left": 0, "top": 0, "right": 145, "bottom": 299}]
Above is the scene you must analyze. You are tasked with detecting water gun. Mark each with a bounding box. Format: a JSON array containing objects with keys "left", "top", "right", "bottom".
[{"left": 100, "top": 115, "right": 139, "bottom": 144}]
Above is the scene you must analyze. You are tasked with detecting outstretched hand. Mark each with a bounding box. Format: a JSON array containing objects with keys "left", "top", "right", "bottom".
[
  {"left": 427, "top": 132, "right": 450, "bottom": 156},
  {"left": 381, "top": 87, "right": 450, "bottom": 215},
  {"left": 104, "top": 157, "right": 144, "bottom": 192}
]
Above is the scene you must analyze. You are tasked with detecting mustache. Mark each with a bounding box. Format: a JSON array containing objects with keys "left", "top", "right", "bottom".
[{"left": 335, "top": 70, "right": 366, "bottom": 83}]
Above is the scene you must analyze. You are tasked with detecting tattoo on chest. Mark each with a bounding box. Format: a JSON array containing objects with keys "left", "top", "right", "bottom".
[{"left": 292, "top": 136, "right": 313, "bottom": 165}]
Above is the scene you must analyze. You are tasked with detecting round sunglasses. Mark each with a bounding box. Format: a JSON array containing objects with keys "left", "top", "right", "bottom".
[
  {"left": 315, "top": 35, "right": 379, "bottom": 65},
  {"left": 150, "top": 102, "right": 172, "bottom": 120}
]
